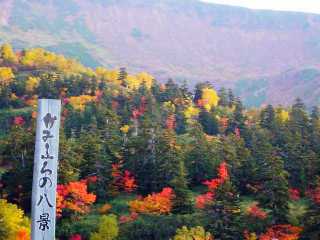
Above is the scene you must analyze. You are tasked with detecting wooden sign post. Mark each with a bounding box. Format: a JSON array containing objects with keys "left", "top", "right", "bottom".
[{"left": 31, "top": 99, "right": 61, "bottom": 240}]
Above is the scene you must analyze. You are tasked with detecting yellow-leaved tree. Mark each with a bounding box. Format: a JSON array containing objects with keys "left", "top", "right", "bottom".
[
  {"left": 25, "top": 76, "right": 40, "bottom": 93},
  {"left": 0, "top": 43, "right": 18, "bottom": 64},
  {"left": 120, "top": 125, "right": 130, "bottom": 134},
  {"left": 173, "top": 226, "right": 213, "bottom": 240},
  {"left": 275, "top": 108, "right": 289, "bottom": 122},
  {"left": 20, "top": 48, "right": 94, "bottom": 76},
  {"left": 96, "top": 67, "right": 122, "bottom": 86},
  {"left": 136, "top": 72, "right": 154, "bottom": 89},
  {"left": 21, "top": 48, "right": 53, "bottom": 67},
  {"left": 200, "top": 87, "right": 220, "bottom": 111},
  {"left": 0, "top": 67, "right": 14, "bottom": 87},
  {"left": 69, "top": 95, "right": 96, "bottom": 111},
  {"left": 0, "top": 199, "right": 31, "bottom": 240},
  {"left": 163, "top": 101, "right": 176, "bottom": 113},
  {"left": 184, "top": 105, "right": 200, "bottom": 119},
  {"left": 90, "top": 214, "right": 119, "bottom": 240},
  {"left": 126, "top": 74, "right": 140, "bottom": 90},
  {"left": 125, "top": 72, "right": 154, "bottom": 91}
]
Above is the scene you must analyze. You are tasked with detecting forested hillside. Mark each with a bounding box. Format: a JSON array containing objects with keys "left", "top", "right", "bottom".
[
  {"left": 0, "top": 44, "right": 320, "bottom": 239},
  {"left": 1, "top": 0, "right": 320, "bottom": 106}
]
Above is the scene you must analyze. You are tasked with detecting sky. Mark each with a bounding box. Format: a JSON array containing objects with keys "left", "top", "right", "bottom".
[{"left": 200, "top": 0, "right": 320, "bottom": 14}]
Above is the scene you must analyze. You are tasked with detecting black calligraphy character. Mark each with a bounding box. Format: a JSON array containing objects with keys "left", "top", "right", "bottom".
[
  {"left": 43, "top": 113, "right": 57, "bottom": 129},
  {"left": 39, "top": 176, "right": 52, "bottom": 188},
  {"left": 41, "top": 143, "right": 54, "bottom": 160},
  {"left": 37, "top": 193, "right": 53, "bottom": 208},
  {"left": 37, "top": 213, "right": 50, "bottom": 231},
  {"left": 40, "top": 161, "right": 52, "bottom": 175},
  {"left": 42, "top": 130, "right": 53, "bottom": 142}
]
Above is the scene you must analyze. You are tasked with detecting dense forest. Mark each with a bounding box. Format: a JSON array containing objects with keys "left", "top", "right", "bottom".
[{"left": 0, "top": 43, "right": 319, "bottom": 240}]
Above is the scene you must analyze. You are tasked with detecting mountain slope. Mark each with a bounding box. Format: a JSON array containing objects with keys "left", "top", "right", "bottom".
[{"left": 1, "top": 0, "right": 320, "bottom": 106}]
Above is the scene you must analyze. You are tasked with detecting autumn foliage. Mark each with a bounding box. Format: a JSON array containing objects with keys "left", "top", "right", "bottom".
[
  {"left": 184, "top": 105, "right": 200, "bottom": 119},
  {"left": 0, "top": 199, "right": 30, "bottom": 240},
  {"left": 246, "top": 202, "right": 268, "bottom": 220},
  {"left": 0, "top": 43, "right": 318, "bottom": 239},
  {"left": 288, "top": 188, "right": 300, "bottom": 201},
  {"left": 197, "top": 87, "right": 219, "bottom": 111},
  {"left": 98, "top": 203, "right": 112, "bottom": 214},
  {"left": 68, "top": 95, "right": 97, "bottom": 111},
  {"left": 259, "top": 225, "right": 302, "bottom": 240},
  {"left": 132, "top": 96, "right": 147, "bottom": 119},
  {"left": 195, "top": 192, "right": 214, "bottom": 209},
  {"left": 119, "top": 212, "right": 139, "bottom": 224},
  {"left": 173, "top": 226, "right": 213, "bottom": 240},
  {"left": 56, "top": 179, "right": 96, "bottom": 217},
  {"left": 166, "top": 114, "right": 176, "bottom": 130},
  {"left": 0, "top": 67, "right": 14, "bottom": 86},
  {"left": 306, "top": 185, "right": 320, "bottom": 204},
  {"left": 16, "top": 228, "right": 30, "bottom": 240},
  {"left": 13, "top": 116, "right": 25, "bottom": 126},
  {"left": 69, "top": 234, "right": 82, "bottom": 240},
  {"left": 110, "top": 163, "right": 137, "bottom": 194},
  {"left": 196, "top": 162, "right": 229, "bottom": 209},
  {"left": 129, "top": 187, "right": 175, "bottom": 215}
]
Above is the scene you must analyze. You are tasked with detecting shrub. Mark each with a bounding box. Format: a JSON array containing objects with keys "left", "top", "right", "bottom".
[
  {"left": 0, "top": 199, "right": 30, "bottom": 240},
  {"left": 119, "top": 213, "right": 207, "bottom": 240},
  {"left": 90, "top": 214, "right": 119, "bottom": 240},
  {"left": 173, "top": 226, "right": 213, "bottom": 240}
]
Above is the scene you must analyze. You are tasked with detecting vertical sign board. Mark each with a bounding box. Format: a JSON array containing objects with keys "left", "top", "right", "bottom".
[{"left": 31, "top": 99, "right": 61, "bottom": 240}]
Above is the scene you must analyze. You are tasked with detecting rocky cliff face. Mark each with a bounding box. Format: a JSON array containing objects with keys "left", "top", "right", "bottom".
[{"left": 1, "top": 0, "right": 320, "bottom": 106}]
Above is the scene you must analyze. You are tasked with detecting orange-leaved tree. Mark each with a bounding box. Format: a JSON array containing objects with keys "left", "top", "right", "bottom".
[
  {"left": 129, "top": 187, "right": 175, "bottom": 215},
  {"left": 56, "top": 179, "right": 96, "bottom": 217},
  {"left": 259, "top": 225, "right": 302, "bottom": 240}
]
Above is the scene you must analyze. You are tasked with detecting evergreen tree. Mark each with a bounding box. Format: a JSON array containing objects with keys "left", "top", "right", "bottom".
[
  {"left": 198, "top": 109, "right": 219, "bottom": 135},
  {"left": 227, "top": 98, "right": 247, "bottom": 138},
  {"left": 124, "top": 98, "right": 162, "bottom": 193},
  {"left": 220, "top": 134, "right": 250, "bottom": 193},
  {"left": 206, "top": 179, "right": 242, "bottom": 239},
  {"left": 289, "top": 98, "right": 309, "bottom": 137},
  {"left": 58, "top": 134, "right": 85, "bottom": 183},
  {"left": 309, "top": 106, "right": 320, "bottom": 155},
  {"left": 193, "top": 82, "right": 212, "bottom": 104},
  {"left": 218, "top": 87, "right": 229, "bottom": 107},
  {"left": 184, "top": 122, "right": 219, "bottom": 185},
  {"left": 0, "top": 124, "right": 35, "bottom": 210},
  {"left": 181, "top": 80, "right": 192, "bottom": 99},
  {"left": 227, "top": 89, "right": 235, "bottom": 108},
  {"left": 263, "top": 153, "right": 289, "bottom": 223},
  {"left": 158, "top": 79, "right": 182, "bottom": 102},
  {"left": 155, "top": 129, "right": 181, "bottom": 191},
  {"left": 249, "top": 129, "right": 289, "bottom": 222},
  {"left": 37, "top": 73, "right": 61, "bottom": 98},
  {"left": 260, "top": 104, "right": 276, "bottom": 130},
  {"left": 171, "top": 160, "right": 194, "bottom": 214},
  {"left": 303, "top": 178, "right": 320, "bottom": 239}
]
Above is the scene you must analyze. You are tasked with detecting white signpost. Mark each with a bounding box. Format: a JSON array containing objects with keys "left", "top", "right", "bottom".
[{"left": 31, "top": 99, "right": 61, "bottom": 240}]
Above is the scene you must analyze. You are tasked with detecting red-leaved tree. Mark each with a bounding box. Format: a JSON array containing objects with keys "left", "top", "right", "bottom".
[
  {"left": 195, "top": 162, "right": 229, "bottom": 209},
  {"left": 259, "top": 225, "right": 302, "bottom": 240}
]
